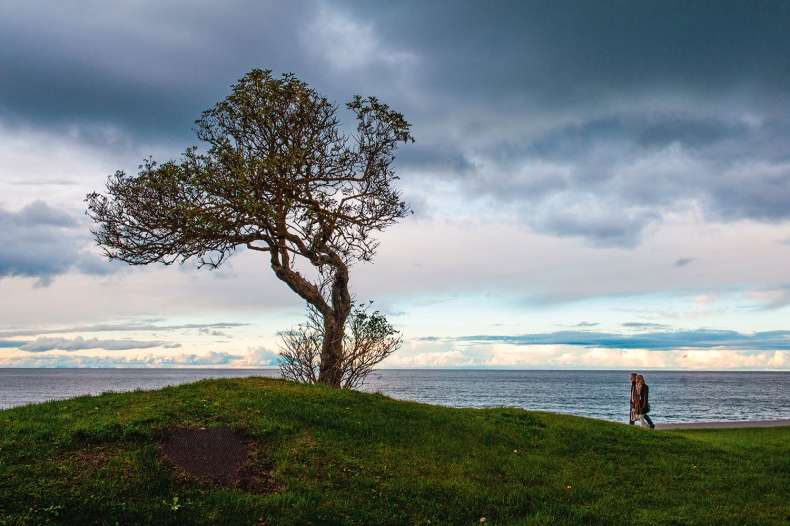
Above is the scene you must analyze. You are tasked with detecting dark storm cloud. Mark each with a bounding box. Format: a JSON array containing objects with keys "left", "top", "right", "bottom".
[
  {"left": 346, "top": 1, "right": 790, "bottom": 103},
  {"left": 360, "top": 1, "right": 790, "bottom": 245},
  {"left": 0, "top": 1, "right": 316, "bottom": 142},
  {"left": 7, "top": 1, "right": 789, "bottom": 138},
  {"left": 0, "top": 201, "right": 117, "bottom": 285},
  {"left": 459, "top": 329, "right": 790, "bottom": 351},
  {"left": 3, "top": 1, "right": 790, "bottom": 247}
]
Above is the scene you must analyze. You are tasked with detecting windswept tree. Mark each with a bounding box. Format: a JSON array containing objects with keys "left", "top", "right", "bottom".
[{"left": 86, "top": 69, "right": 412, "bottom": 387}]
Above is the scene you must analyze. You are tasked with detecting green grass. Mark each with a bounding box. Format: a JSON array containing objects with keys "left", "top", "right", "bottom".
[{"left": 1, "top": 377, "right": 788, "bottom": 525}]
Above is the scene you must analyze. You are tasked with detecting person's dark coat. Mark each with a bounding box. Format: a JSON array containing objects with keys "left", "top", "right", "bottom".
[{"left": 633, "top": 383, "right": 649, "bottom": 414}]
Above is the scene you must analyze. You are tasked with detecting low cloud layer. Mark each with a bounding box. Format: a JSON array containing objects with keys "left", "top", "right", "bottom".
[
  {"left": 384, "top": 337, "right": 790, "bottom": 370},
  {"left": 0, "top": 322, "right": 249, "bottom": 339},
  {"left": 0, "top": 346, "right": 280, "bottom": 367},
  {"left": 15, "top": 336, "right": 181, "bottom": 352},
  {"left": 458, "top": 329, "right": 790, "bottom": 352}
]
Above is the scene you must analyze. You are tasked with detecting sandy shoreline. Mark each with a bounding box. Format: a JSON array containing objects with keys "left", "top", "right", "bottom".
[{"left": 654, "top": 419, "right": 790, "bottom": 430}]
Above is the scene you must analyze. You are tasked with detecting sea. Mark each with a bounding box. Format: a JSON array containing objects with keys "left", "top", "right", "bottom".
[{"left": 1, "top": 369, "right": 789, "bottom": 424}]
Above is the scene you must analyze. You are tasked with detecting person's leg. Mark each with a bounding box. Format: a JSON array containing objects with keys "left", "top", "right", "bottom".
[
  {"left": 644, "top": 413, "right": 655, "bottom": 429},
  {"left": 629, "top": 404, "right": 634, "bottom": 424}
]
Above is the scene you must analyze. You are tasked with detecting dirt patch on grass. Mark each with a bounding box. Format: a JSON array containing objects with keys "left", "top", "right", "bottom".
[
  {"left": 58, "top": 447, "right": 113, "bottom": 481},
  {"left": 162, "top": 427, "right": 278, "bottom": 494}
]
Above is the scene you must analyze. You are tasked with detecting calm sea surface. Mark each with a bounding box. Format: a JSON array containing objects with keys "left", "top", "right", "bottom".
[{"left": 1, "top": 368, "right": 789, "bottom": 424}]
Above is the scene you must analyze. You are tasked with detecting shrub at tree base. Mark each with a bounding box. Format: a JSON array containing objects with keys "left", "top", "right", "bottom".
[{"left": 279, "top": 302, "right": 402, "bottom": 388}]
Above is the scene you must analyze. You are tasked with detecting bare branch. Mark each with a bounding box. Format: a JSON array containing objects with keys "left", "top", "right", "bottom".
[{"left": 278, "top": 302, "right": 401, "bottom": 389}]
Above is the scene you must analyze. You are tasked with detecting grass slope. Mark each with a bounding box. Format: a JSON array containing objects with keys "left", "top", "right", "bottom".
[{"left": 1, "top": 377, "right": 788, "bottom": 525}]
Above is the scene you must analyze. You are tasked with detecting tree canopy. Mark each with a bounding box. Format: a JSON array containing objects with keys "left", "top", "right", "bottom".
[{"left": 87, "top": 69, "right": 413, "bottom": 387}]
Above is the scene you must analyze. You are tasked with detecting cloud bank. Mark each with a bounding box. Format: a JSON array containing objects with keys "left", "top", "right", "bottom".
[
  {"left": 385, "top": 337, "right": 790, "bottom": 370},
  {"left": 15, "top": 336, "right": 181, "bottom": 352},
  {"left": 0, "top": 1, "right": 788, "bottom": 371},
  {"left": 0, "top": 322, "right": 249, "bottom": 339},
  {"left": 457, "top": 329, "right": 790, "bottom": 351},
  {"left": 0, "top": 346, "right": 280, "bottom": 368},
  {"left": 0, "top": 201, "right": 115, "bottom": 285},
  {"left": 2, "top": 2, "right": 789, "bottom": 249}
]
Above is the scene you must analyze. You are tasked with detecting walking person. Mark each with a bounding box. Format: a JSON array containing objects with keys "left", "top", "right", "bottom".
[
  {"left": 632, "top": 374, "right": 655, "bottom": 428},
  {"left": 629, "top": 373, "right": 637, "bottom": 424}
]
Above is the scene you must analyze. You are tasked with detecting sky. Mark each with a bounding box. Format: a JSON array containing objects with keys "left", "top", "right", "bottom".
[{"left": 1, "top": 0, "right": 790, "bottom": 370}]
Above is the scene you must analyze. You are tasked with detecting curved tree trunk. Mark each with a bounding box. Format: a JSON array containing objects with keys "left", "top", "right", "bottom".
[
  {"left": 317, "top": 266, "right": 352, "bottom": 387},
  {"left": 270, "top": 248, "right": 353, "bottom": 388}
]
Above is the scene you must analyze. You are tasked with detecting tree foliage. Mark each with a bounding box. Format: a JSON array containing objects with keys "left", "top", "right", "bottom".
[
  {"left": 278, "top": 302, "right": 402, "bottom": 389},
  {"left": 86, "top": 69, "right": 412, "bottom": 387}
]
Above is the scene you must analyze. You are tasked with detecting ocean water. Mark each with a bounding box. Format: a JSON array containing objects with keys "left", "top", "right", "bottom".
[
  {"left": 364, "top": 370, "right": 790, "bottom": 423},
  {"left": 0, "top": 369, "right": 279, "bottom": 410},
  {"left": 1, "top": 368, "right": 789, "bottom": 424}
]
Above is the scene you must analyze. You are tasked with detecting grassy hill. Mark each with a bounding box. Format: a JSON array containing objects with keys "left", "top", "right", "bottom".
[{"left": 1, "top": 376, "right": 788, "bottom": 525}]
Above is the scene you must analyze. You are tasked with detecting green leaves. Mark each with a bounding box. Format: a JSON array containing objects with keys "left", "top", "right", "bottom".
[{"left": 88, "top": 69, "right": 412, "bottom": 272}]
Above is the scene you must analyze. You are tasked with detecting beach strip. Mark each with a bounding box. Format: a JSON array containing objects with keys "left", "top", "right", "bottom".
[{"left": 655, "top": 419, "right": 790, "bottom": 430}]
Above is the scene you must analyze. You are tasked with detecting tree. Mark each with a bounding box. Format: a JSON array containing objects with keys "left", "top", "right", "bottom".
[
  {"left": 86, "top": 69, "right": 412, "bottom": 387},
  {"left": 278, "top": 302, "right": 402, "bottom": 389}
]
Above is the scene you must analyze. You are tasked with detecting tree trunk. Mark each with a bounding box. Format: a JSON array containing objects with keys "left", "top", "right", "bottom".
[
  {"left": 317, "top": 265, "right": 352, "bottom": 387},
  {"left": 270, "top": 248, "right": 352, "bottom": 388},
  {"left": 318, "top": 314, "right": 346, "bottom": 387}
]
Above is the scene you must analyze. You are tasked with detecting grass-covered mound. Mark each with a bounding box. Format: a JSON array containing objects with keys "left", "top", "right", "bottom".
[{"left": 1, "top": 377, "right": 788, "bottom": 525}]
